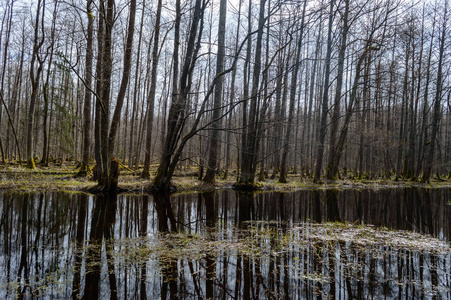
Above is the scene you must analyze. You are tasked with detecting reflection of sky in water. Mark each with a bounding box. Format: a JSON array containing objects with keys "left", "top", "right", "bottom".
[{"left": 0, "top": 189, "right": 450, "bottom": 299}]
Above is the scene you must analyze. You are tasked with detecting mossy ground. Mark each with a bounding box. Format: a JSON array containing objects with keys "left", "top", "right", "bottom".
[{"left": 0, "top": 161, "right": 450, "bottom": 193}]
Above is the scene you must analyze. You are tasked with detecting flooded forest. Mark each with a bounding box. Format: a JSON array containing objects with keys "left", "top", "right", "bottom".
[
  {"left": 0, "top": 0, "right": 451, "bottom": 298},
  {"left": 0, "top": 189, "right": 451, "bottom": 298},
  {"left": 0, "top": 0, "right": 449, "bottom": 187}
]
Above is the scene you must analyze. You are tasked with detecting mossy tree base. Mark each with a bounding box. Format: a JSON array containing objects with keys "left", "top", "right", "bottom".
[
  {"left": 76, "top": 163, "right": 92, "bottom": 178},
  {"left": 151, "top": 167, "right": 176, "bottom": 194},
  {"left": 140, "top": 169, "right": 151, "bottom": 179},
  {"left": 91, "top": 158, "right": 121, "bottom": 192},
  {"left": 40, "top": 158, "right": 49, "bottom": 167},
  {"left": 278, "top": 173, "right": 288, "bottom": 184},
  {"left": 222, "top": 172, "right": 228, "bottom": 180},
  {"left": 27, "top": 158, "right": 36, "bottom": 170},
  {"left": 312, "top": 177, "right": 323, "bottom": 184},
  {"left": 202, "top": 167, "right": 216, "bottom": 185}
]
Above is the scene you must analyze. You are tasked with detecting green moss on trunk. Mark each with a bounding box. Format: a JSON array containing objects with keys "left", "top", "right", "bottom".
[{"left": 27, "top": 157, "right": 36, "bottom": 170}]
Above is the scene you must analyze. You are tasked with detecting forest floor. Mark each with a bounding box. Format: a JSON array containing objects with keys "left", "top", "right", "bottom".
[{"left": 0, "top": 161, "right": 450, "bottom": 193}]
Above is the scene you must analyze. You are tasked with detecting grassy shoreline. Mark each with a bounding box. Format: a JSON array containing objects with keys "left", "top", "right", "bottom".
[{"left": 0, "top": 163, "right": 450, "bottom": 194}]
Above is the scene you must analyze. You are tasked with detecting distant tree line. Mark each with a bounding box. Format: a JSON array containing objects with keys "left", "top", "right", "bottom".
[{"left": 0, "top": 0, "right": 449, "bottom": 190}]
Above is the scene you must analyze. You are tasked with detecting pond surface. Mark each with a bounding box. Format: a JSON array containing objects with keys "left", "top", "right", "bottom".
[{"left": 0, "top": 188, "right": 450, "bottom": 299}]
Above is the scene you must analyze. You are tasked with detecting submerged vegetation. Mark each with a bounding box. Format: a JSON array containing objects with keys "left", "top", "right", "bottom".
[
  {"left": 3, "top": 221, "right": 451, "bottom": 298},
  {"left": 105, "top": 222, "right": 451, "bottom": 265}
]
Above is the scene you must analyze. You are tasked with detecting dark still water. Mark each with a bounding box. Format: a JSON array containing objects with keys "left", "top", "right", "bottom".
[{"left": 0, "top": 188, "right": 450, "bottom": 299}]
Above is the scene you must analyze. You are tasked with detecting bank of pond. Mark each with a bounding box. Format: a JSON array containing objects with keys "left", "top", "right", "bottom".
[{"left": 0, "top": 188, "right": 450, "bottom": 299}]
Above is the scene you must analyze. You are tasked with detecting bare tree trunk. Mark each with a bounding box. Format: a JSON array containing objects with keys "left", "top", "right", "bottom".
[
  {"left": 93, "top": 0, "right": 105, "bottom": 182},
  {"left": 95, "top": 0, "right": 114, "bottom": 187},
  {"left": 239, "top": 0, "right": 253, "bottom": 177},
  {"left": 270, "top": 54, "right": 284, "bottom": 178},
  {"left": 107, "top": 0, "right": 136, "bottom": 159},
  {"left": 422, "top": 3, "right": 447, "bottom": 183},
  {"left": 41, "top": 1, "right": 58, "bottom": 166},
  {"left": 152, "top": 0, "right": 251, "bottom": 192},
  {"left": 26, "top": 0, "right": 46, "bottom": 169},
  {"left": 94, "top": 0, "right": 136, "bottom": 191},
  {"left": 328, "top": 44, "right": 374, "bottom": 180},
  {"left": 77, "top": 0, "right": 94, "bottom": 176},
  {"left": 305, "top": 30, "right": 321, "bottom": 174},
  {"left": 0, "top": 0, "right": 13, "bottom": 163},
  {"left": 142, "top": 0, "right": 162, "bottom": 178},
  {"left": 396, "top": 30, "right": 411, "bottom": 180},
  {"left": 128, "top": 0, "right": 146, "bottom": 168},
  {"left": 238, "top": 0, "right": 266, "bottom": 185},
  {"left": 258, "top": 0, "right": 272, "bottom": 182},
  {"left": 153, "top": 0, "right": 205, "bottom": 192},
  {"left": 407, "top": 26, "right": 420, "bottom": 179},
  {"left": 0, "top": 0, "right": 21, "bottom": 163},
  {"left": 203, "top": 0, "right": 227, "bottom": 184},
  {"left": 313, "top": 0, "right": 334, "bottom": 183},
  {"left": 326, "top": 0, "right": 349, "bottom": 180},
  {"left": 416, "top": 13, "right": 435, "bottom": 178},
  {"left": 279, "top": 0, "right": 306, "bottom": 183},
  {"left": 223, "top": 0, "right": 242, "bottom": 180}
]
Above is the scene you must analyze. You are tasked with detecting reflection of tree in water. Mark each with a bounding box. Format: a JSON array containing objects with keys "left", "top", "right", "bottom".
[
  {"left": 72, "top": 193, "right": 87, "bottom": 299},
  {"left": 154, "top": 191, "right": 222, "bottom": 299},
  {"left": 154, "top": 193, "right": 176, "bottom": 232},
  {"left": 202, "top": 192, "right": 216, "bottom": 299},
  {"left": 0, "top": 189, "right": 450, "bottom": 299},
  {"left": 1, "top": 192, "right": 73, "bottom": 299},
  {"left": 79, "top": 191, "right": 451, "bottom": 299},
  {"left": 82, "top": 192, "right": 118, "bottom": 300},
  {"left": 17, "top": 194, "right": 30, "bottom": 300},
  {"left": 138, "top": 195, "right": 149, "bottom": 300},
  {"left": 153, "top": 193, "right": 177, "bottom": 299}
]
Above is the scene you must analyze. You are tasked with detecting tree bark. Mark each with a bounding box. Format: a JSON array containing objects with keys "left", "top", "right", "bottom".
[
  {"left": 203, "top": 0, "right": 227, "bottom": 184},
  {"left": 107, "top": 0, "right": 136, "bottom": 159},
  {"left": 152, "top": 0, "right": 205, "bottom": 192},
  {"left": 78, "top": 0, "right": 94, "bottom": 176},
  {"left": 94, "top": 0, "right": 136, "bottom": 190},
  {"left": 326, "top": 0, "right": 349, "bottom": 180},
  {"left": 279, "top": 0, "right": 307, "bottom": 183},
  {"left": 26, "top": 0, "right": 46, "bottom": 169},
  {"left": 223, "top": 0, "right": 242, "bottom": 179},
  {"left": 41, "top": 1, "right": 58, "bottom": 165},
  {"left": 416, "top": 13, "right": 435, "bottom": 178},
  {"left": 313, "top": 0, "right": 334, "bottom": 183},
  {"left": 238, "top": 0, "right": 266, "bottom": 185},
  {"left": 128, "top": 1, "right": 145, "bottom": 168},
  {"left": 422, "top": 3, "right": 447, "bottom": 183},
  {"left": 239, "top": 0, "right": 253, "bottom": 178},
  {"left": 142, "top": 0, "right": 162, "bottom": 178}
]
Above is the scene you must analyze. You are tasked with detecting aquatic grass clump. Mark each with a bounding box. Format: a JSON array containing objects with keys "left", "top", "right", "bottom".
[
  {"left": 288, "top": 222, "right": 451, "bottom": 254},
  {"left": 85, "top": 221, "right": 451, "bottom": 269}
]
